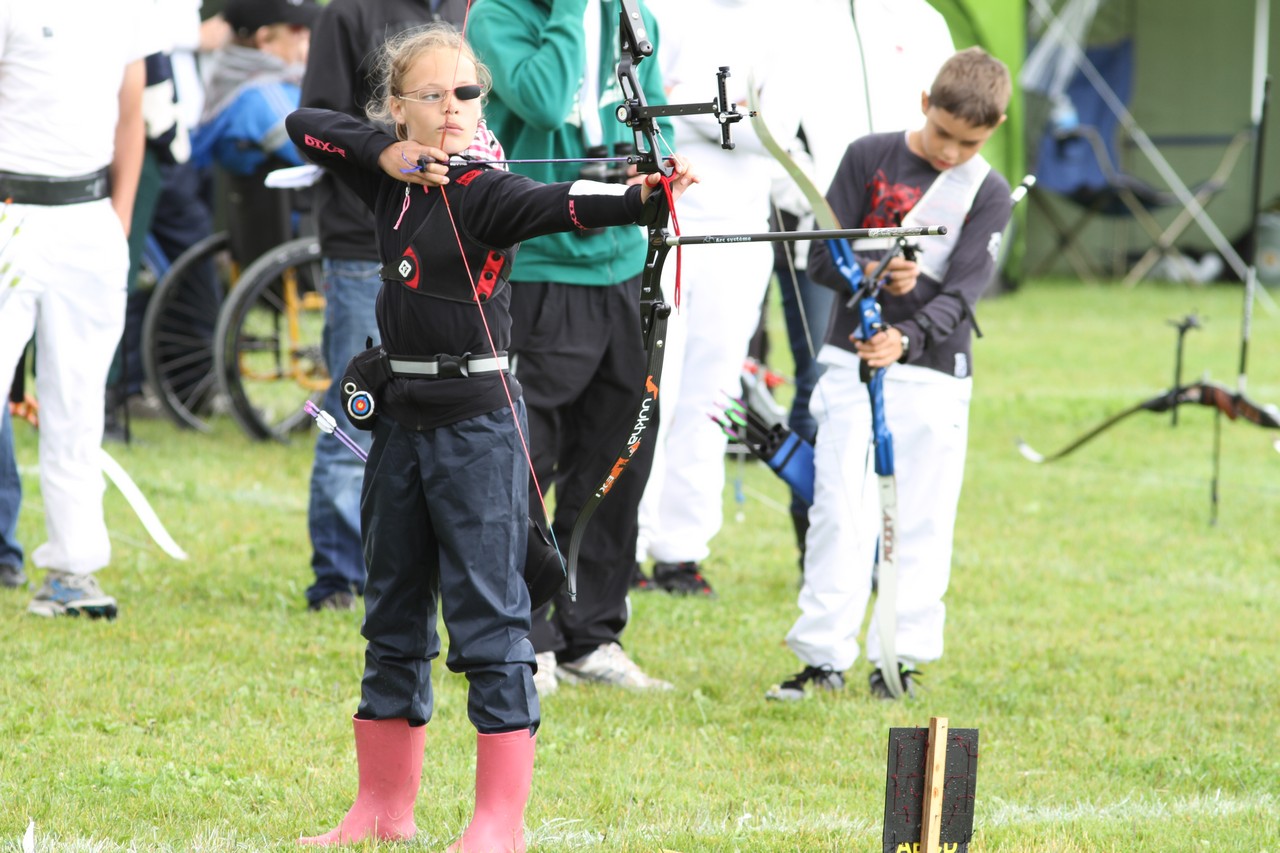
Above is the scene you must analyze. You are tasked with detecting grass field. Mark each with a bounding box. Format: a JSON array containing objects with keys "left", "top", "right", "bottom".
[{"left": 2, "top": 279, "right": 1278, "bottom": 851}]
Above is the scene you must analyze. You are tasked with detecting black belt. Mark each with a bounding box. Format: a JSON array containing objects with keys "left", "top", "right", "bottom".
[
  {"left": 0, "top": 168, "right": 111, "bottom": 206},
  {"left": 389, "top": 353, "right": 509, "bottom": 379}
]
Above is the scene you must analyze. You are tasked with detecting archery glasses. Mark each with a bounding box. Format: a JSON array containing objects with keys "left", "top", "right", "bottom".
[{"left": 395, "top": 84, "right": 485, "bottom": 105}]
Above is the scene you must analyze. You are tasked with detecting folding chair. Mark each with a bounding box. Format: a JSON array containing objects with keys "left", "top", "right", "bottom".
[{"left": 1030, "top": 39, "right": 1250, "bottom": 284}]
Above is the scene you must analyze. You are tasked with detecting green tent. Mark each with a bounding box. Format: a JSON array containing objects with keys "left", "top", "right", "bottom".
[
  {"left": 929, "top": 0, "right": 1028, "bottom": 195},
  {"left": 1021, "top": 0, "right": 1277, "bottom": 282}
]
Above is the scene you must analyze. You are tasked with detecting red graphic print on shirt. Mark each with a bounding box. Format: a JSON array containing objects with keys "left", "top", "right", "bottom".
[{"left": 862, "top": 170, "right": 922, "bottom": 228}]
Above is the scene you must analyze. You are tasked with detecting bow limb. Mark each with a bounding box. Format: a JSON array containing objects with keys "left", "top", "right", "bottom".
[
  {"left": 562, "top": 0, "right": 674, "bottom": 600},
  {"left": 97, "top": 448, "right": 189, "bottom": 561},
  {"left": 1018, "top": 381, "right": 1280, "bottom": 465},
  {"left": 750, "top": 74, "right": 829, "bottom": 379},
  {"left": 1016, "top": 396, "right": 1166, "bottom": 464},
  {"left": 562, "top": 192, "right": 674, "bottom": 603},
  {"left": 748, "top": 81, "right": 841, "bottom": 232},
  {"left": 7, "top": 375, "right": 185, "bottom": 559},
  {"left": 751, "top": 83, "right": 905, "bottom": 698},
  {"left": 562, "top": 281, "right": 671, "bottom": 600}
]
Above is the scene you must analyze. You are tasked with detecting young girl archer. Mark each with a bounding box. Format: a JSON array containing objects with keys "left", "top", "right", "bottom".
[{"left": 287, "top": 23, "right": 696, "bottom": 851}]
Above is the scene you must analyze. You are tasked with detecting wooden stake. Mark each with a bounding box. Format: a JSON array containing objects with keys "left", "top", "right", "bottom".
[{"left": 919, "top": 716, "right": 949, "bottom": 853}]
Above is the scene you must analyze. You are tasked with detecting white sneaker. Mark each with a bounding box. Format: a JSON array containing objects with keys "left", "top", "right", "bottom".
[
  {"left": 533, "top": 651, "right": 558, "bottom": 696},
  {"left": 556, "top": 642, "right": 673, "bottom": 690},
  {"left": 27, "top": 570, "right": 117, "bottom": 619}
]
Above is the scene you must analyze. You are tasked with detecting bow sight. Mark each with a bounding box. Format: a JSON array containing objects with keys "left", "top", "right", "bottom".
[{"left": 616, "top": 0, "right": 749, "bottom": 176}]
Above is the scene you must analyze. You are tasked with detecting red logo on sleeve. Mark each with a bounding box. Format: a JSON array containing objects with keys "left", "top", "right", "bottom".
[{"left": 304, "top": 134, "right": 347, "bottom": 158}]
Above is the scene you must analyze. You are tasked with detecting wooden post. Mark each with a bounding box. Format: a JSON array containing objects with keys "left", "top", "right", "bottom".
[{"left": 919, "top": 716, "right": 949, "bottom": 853}]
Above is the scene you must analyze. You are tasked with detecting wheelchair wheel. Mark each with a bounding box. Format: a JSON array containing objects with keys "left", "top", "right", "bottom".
[
  {"left": 140, "top": 231, "right": 233, "bottom": 432},
  {"left": 213, "top": 236, "right": 327, "bottom": 442}
]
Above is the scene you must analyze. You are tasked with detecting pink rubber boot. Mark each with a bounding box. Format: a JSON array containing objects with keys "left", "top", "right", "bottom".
[
  {"left": 447, "top": 729, "right": 537, "bottom": 853},
  {"left": 298, "top": 717, "right": 426, "bottom": 846}
]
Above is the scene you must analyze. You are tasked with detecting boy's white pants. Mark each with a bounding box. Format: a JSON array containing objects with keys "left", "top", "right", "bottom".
[
  {"left": 786, "top": 350, "right": 972, "bottom": 671},
  {"left": 0, "top": 199, "right": 128, "bottom": 575}
]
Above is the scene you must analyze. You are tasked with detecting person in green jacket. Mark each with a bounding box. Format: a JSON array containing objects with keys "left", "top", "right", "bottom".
[{"left": 469, "top": 0, "right": 676, "bottom": 695}]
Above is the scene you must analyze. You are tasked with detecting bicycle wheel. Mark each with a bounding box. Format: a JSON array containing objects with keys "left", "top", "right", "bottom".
[
  {"left": 140, "top": 231, "right": 233, "bottom": 432},
  {"left": 213, "top": 235, "right": 327, "bottom": 441}
]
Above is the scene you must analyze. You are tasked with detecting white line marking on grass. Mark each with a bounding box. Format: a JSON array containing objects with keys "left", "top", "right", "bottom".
[
  {"left": 16, "top": 793, "right": 1275, "bottom": 850},
  {"left": 224, "top": 485, "right": 307, "bottom": 512},
  {"left": 985, "top": 790, "right": 1278, "bottom": 826},
  {"left": 530, "top": 811, "right": 878, "bottom": 845}
]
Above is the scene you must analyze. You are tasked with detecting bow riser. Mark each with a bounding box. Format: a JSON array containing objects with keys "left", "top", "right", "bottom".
[{"left": 1187, "top": 384, "right": 1280, "bottom": 428}]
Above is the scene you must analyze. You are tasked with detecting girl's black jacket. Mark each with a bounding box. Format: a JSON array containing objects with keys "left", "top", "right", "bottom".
[{"left": 286, "top": 108, "right": 657, "bottom": 430}]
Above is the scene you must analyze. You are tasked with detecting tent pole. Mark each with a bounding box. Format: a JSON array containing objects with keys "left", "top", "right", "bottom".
[{"left": 1237, "top": 0, "right": 1272, "bottom": 394}]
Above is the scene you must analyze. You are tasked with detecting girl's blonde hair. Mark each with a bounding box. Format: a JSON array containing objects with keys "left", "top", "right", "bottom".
[{"left": 366, "top": 23, "right": 493, "bottom": 141}]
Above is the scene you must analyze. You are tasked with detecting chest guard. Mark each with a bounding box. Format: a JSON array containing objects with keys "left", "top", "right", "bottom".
[{"left": 379, "top": 168, "right": 512, "bottom": 304}]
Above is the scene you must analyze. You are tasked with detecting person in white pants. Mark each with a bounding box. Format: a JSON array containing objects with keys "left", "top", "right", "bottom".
[
  {"left": 767, "top": 48, "right": 1013, "bottom": 701},
  {"left": 769, "top": 0, "right": 955, "bottom": 560},
  {"left": 791, "top": 359, "right": 972, "bottom": 673},
  {"left": 635, "top": 0, "right": 804, "bottom": 596},
  {"left": 0, "top": 0, "right": 156, "bottom": 618}
]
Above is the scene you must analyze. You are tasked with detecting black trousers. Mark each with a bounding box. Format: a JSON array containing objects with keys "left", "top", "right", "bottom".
[
  {"left": 510, "top": 277, "right": 656, "bottom": 662},
  {"left": 358, "top": 410, "right": 538, "bottom": 734}
]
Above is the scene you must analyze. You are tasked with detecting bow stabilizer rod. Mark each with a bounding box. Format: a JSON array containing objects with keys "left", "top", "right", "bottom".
[{"left": 661, "top": 225, "right": 945, "bottom": 248}]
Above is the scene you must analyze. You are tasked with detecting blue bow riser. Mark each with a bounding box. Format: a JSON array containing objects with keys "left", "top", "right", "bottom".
[{"left": 867, "top": 366, "right": 896, "bottom": 478}]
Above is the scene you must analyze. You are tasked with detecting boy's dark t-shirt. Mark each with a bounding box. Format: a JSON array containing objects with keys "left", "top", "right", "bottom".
[{"left": 809, "top": 131, "right": 1011, "bottom": 379}]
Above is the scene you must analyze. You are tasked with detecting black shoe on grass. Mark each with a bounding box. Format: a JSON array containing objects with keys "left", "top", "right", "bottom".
[
  {"left": 869, "top": 665, "right": 920, "bottom": 701},
  {"left": 629, "top": 562, "right": 655, "bottom": 591},
  {"left": 765, "top": 665, "right": 845, "bottom": 701},
  {"left": 652, "top": 561, "right": 715, "bottom": 598}
]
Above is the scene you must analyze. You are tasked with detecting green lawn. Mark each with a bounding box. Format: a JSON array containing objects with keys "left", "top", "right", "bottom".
[{"left": 2, "top": 279, "right": 1278, "bottom": 851}]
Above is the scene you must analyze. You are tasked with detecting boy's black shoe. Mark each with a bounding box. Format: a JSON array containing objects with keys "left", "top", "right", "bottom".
[
  {"left": 869, "top": 665, "right": 920, "bottom": 701},
  {"left": 651, "top": 561, "right": 715, "bottom": 598},
  {"left": 765, "top": 664, "right": 845, "bottom": 701}
]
